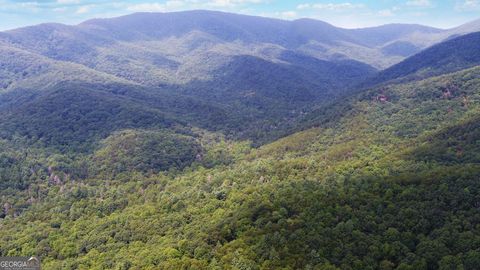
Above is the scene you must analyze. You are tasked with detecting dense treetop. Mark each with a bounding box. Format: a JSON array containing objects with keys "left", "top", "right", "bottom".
[
  {"left": 1, "top": 63, "right": 480, "bottom": 269},
  {"left": 1, "top": 12, "right": 480, "bottom": 270}
]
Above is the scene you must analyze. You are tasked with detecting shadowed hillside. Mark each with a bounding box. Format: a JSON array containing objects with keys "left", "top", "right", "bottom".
[
  {"left": 1, "top": 11, "right": 480, "bottom": 270},
  {"left": 1, "top": 61, "right": 480, "bottom": 270}
]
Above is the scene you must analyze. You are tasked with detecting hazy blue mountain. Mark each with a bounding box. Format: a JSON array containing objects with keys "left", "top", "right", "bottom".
[
  {"left": 367, "top": 31, "right": 480, "bottom": 86},
  {"left": 0, "top": 11, "right": 377, "bottom": 147},
  {"left": 1, "top": 10, "right": 480, "bottom": 148},
  {"left": 448, "top": 18, "right": 480, "bottom": 37},
  {"left": 347, "top": 24, "right": 443, "bottom": 46},
  {"left": 3, "top": 10, "right": 479, "bottom": 78}
]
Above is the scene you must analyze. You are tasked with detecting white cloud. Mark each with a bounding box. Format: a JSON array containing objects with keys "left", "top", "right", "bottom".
[
  {"left": 465, "top": 0, "right": 480, "bottom": 6},
  {"left": 377, "top": 9, "right": 394, "bottom": 17},
  {"left": 279, "top": 10, "right": 297, "bottom": 19},
  {"left": 406, "top": 0, "right": 432, "bottom": 7},
  {"left": 126, "top": 3, "right": 167, "bottom": 12},
  {"left": 76, "top": 4, "right": 95, "bottom": 14},
  {"left": 206, "top": 0, "right": 266, "bottom": 8},
  {"left": 53, "top": 7, "right": 68, "bottom": 12},
  {"left": 297, "top": 2, "right": 365, "bottom": 11},
  {"left": 57, "top": 0, "right": 81, "bottom": 4},
  {"left": 258, "top": 10, "right": 298, "bottom": 20},
  {"left": 124, "top": 0, "right": 264, "bottom": 12},
  {"left": 296, "top": 4, "right": 309, "bottom": 9},
  {"left": 125, "top": 1, "right": 188, "bottom": 12},
  {"left": 456, "top": 0, "right": 480, "bottom": 10},
  {"left": 13, "top": 1, "right": 41, "bottom": 12},
  {"left": 164, "top": 0, "right": 190, "bottom": 9}
]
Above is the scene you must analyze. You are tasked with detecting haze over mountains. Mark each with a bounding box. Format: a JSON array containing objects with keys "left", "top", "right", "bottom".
[
  {"left": 2, "top": 11, "right": 479, "bottom": 73},
  {"left": 366, "top": 31, "right": 480, "bottom": 87},
  {"left": 1, "top": 10, "right": 480, "bottom": 148},
  {"left": 1, "top": 10, "right": 480, "bottom": 269}
]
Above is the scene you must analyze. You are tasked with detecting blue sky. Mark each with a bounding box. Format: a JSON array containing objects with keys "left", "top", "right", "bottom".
[{"left": 0, "top": 0, "right": 479, "bottom": 31}]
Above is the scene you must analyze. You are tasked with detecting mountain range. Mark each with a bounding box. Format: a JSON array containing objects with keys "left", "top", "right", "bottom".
[
  {"left": 1, "top": 10, "right": 480, "bottom": 149},
  {"left": 1, "top": 10, "right": 480, "bottom": 270}
]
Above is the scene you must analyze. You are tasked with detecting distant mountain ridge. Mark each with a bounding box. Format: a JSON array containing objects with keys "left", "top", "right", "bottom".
[
  {"left": 367, "top": 31, "right": 480, "bottom": 86},
  {"left": 2, "top": 10, "right": 479, "bottom": 72},
  {"left": 0, "top": 10, "right": 480, "bottom": 148}
]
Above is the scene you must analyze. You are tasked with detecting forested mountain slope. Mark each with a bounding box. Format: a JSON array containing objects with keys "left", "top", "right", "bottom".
[
  {"left": 0, "top": 11, "right": 442, "bottom": 70},
  {"left": 0, "top": 43, "right": 133, "bottom": 91},
  {"left": 2, "top": 11, "right": 478, "bottom": 76},
  {"left": 0, "top": 11, "right": 383, "bottom": 86},
  {"left": 0, "top": 11, "right": 387, "bottom": 147},
  {"left": 368, "top": 32, "right": 480, "bottom": 86},
  {"left": 1, "top": 62, "right": 480, "bottom": 269},
  {"left": 5, "top": 11, "right": 477, "bottom": 70},
  {"left": 2, "top": 11, "right": 480, "bottom": 150},
  {"left": 1, "top": 11, "right": 480, "bottom": 270}
]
